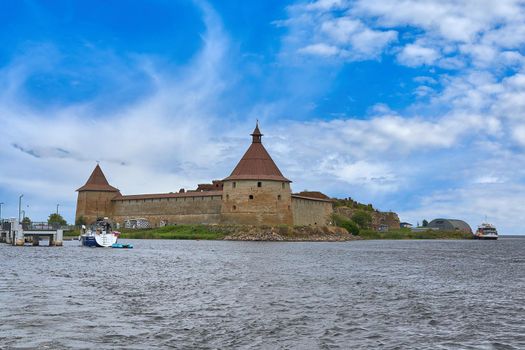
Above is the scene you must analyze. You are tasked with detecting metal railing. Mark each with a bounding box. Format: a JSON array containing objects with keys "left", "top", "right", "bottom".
[{"left": 22, "top": 222, "right": 69, "bottom": 231}]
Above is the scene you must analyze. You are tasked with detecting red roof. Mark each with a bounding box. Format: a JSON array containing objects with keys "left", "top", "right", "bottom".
[
  {"left": 76, "top": 164, "right": 120, "bottom": 192},
  {"left": 224, "top": 123, "right": 291, "bottom": 182},
  {"left": 293, "top": 191, "right": 331, "bottom": 200}
]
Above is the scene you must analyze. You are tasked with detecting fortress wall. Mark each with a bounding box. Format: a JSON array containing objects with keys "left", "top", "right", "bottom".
[
  {"left": 292, "top": 196, "right": 333, "bottom": 226},
  {"left": 112, "top": 194, "right": 222, "bottom": 226},
  {"left": 75, "top": 191, "right": 119, "bottom": 224},
  {"left": 220, "top": 180, "right": 293, "bottom": 225}
]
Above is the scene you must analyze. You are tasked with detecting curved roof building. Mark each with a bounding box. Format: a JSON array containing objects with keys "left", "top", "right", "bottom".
[{"left": 428, "top": 218, "right": 472, "bottom": 233}]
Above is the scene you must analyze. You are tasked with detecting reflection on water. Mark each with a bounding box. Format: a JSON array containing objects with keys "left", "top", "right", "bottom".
[{"left": 1, "top": 238, "right": 524, "bottom": 349}]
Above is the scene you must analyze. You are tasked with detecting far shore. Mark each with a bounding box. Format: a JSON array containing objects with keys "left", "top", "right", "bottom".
[{"left": 65, "top": 225, "right": 473, "bottom": 241}]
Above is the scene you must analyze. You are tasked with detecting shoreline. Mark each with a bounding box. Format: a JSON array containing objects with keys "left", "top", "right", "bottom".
[{"left": 64, "top": 225, "right": 473, "bottom": 241}]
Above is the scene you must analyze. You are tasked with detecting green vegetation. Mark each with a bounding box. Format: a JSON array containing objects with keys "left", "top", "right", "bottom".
[
  {"left": 422, "top": 219, "right": 429, "bottom": 227},
  {"left": 333, "top": 197, "right": 376, "bottom": 211},
  {"left": 118, "top": 225, "right": 226, "bottom": 240},
  {"left": 331, "top": 214, "right": 360, "bottom": 235},
  {"left": 64, "top": 228, "right": 80, "bottom": 237},
  {"left": 351, "top": 210, "right": 373, "bottom": 230},
  {"left": 358, "top": 228, "right": 472, "bottom": 240},
  {"left": 22, "top": 217, "right": 31, "bottom": 227},
  {"left": 48, "top": 213, "right": 67, "bottom": 226}
]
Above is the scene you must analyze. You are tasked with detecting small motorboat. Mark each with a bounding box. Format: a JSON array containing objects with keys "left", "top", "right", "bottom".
[
  {"left": 80, "top": 219, "right": 119, "bottom": 247},
  {"left": 111, "top": 243, "right": 133, "bottom": 249}
]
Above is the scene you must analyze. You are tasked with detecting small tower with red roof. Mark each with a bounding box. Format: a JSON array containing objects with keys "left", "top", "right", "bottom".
[
  {"left": 220, "top": 122, "right": 293, "bottom": 225},
  {"left": 75, "top": 164, "right": 121, "bottom": 224}
]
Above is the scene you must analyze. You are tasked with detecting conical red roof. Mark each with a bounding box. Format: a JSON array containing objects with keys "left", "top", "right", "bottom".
[
  {"left": 76, "top": 164, "right": 120, "bottom": 192},
  {"left": 224, "top": 123, "right": 291, "bottom": 182}
]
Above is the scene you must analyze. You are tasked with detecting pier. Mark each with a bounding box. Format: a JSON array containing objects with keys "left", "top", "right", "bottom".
[{"left": 0, "top": 219, "right": 63, "bottom": 246}]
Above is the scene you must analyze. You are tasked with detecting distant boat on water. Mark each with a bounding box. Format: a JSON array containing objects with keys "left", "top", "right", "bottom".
[
  {"left": 80, "top": 219, "right": 119, "bottom": 247},
  {"left": 473, "top": 222, "right": 498, "bottom": 240}
]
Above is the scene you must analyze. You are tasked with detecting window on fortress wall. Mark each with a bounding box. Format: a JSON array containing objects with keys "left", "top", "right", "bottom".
[
  {"left": 278, "top": 195, "right": 281, "bottom": 200},
  {"left": 233, "top": 182, "right": 236, "bottom": 188},
  {"left": 249, "top": 195, "right": 254, "bottom": 200},
  {"left": 257, "top": 182, "right": 262, "bottom": 187},
  {"left": 233, "top": 205, "right": 237, "bottom": 210},
  {"left": 226, "top": 194, "right": 229, "bottom": 200}
]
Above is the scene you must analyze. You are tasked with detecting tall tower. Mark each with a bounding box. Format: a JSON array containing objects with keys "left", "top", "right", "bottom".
[
  {"left": 75, "top": 164, "right": 121, "bottom": 224},
  {"left": 221, "top": 122, "right": 293, "bottom": 225}
]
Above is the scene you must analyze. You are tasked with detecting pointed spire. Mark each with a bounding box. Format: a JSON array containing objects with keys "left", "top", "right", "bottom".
[
  {"left": 224, "top": 122, "right": 291, "bottom": 182},
  {"left": 76, "top": 164, "right": 120, "bottom": 192},
  {"left": 251, "top": 120, "right": 263, "bottom": 143}
]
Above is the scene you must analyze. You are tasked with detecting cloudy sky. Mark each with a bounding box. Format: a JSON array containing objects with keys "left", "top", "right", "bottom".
[{"left": 1, "top": 0, "right": 524, "bottom": 234}]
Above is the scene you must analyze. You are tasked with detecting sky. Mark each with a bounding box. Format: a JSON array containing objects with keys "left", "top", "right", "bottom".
[{"left": 0, "top": 0, "right": 525, "bottom": 234}]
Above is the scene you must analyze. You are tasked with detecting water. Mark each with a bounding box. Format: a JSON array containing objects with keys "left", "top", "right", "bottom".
[{"left": 1, "top": 238, "right": 524, "bottom": 349}]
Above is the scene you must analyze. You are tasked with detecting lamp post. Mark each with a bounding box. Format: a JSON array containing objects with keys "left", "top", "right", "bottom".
[
  {"left": 18, "top": 194, "right": 24, "bottom": 223},
  {"left": 56, "top": 203, "right": 59, "bottom": 215}
]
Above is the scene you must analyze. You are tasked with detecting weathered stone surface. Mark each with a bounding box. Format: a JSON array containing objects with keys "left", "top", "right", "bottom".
[
  {"left": 221, "top": 180, "right": 293, "bottom": 226},
  {"left": 292, "top": 196, "right": 333, "bottom": 226},
  {"left": 75, "top": 191, "right": 120, "bottom": 224},
  {"left": 112, "top": 195, "right": 222, "bottom": 227}
]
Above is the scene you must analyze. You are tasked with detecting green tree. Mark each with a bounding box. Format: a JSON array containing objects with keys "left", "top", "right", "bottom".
[
  {"left": 331, "top": 214, "right": 360, "bottom": 235},
  {"left": 422, "top": 219, "right": 429, "bottom": 227},
  {"left": 351, "top": 210, "right": 373, "bottom": 230},
  {"left": 48, "top": 213, "right": 67, "bottom": 227},
  {"left": 22, "top": 216, "right": 32, "bottom": 227}
]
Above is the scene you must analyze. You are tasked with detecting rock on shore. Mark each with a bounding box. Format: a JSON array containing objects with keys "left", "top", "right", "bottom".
[{"left": 219, "top": 225, "right": 359, "bottom": 241}]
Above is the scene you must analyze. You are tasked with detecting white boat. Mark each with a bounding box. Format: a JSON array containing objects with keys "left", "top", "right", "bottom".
[
  {"left": 473, "top": 223, "right": 498, "bottom": 240},
  {"left": 80, "top": 220, "right": 119, "bottom": 247}
]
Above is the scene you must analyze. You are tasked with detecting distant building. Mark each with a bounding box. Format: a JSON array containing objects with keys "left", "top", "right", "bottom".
[
  {"left": 400, "top": 222, "right": 413, "bottom": 228},
  {"left": 427, "top": 218, "right": 472, "bottom": 233},
  {"left": 75, "top": 123, "right": 334, "bottom": 227}
]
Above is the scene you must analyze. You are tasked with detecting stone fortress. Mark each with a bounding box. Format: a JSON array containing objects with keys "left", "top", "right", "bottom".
[{"left": 75, "top": 123, "right": 334, "bottom": 227}]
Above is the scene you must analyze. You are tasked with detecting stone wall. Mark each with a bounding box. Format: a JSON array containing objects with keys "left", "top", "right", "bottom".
[
  {"left": 75, "top": 191, "right": 119, "bottom": 224},
  {"left": 221, "top": 180, "right": 293, "bottom": 225},
  {"left": 292, "top": 196, "right": 333, "bottom": 226},
  {"left": 112, "top": 194, "right": 222, "bottom": 227}
]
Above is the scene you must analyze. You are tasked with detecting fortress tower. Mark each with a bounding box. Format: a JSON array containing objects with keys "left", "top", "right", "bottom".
[
  {"left": 220, "top": 123, "right": 294, "bottom": 225},
  {"left": 75, "top": 164, "right": 121, "bottom": 224}
]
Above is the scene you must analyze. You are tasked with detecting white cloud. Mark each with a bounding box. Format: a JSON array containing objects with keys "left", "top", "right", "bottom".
[
  {"left": 512, "top": 126, "right": 525, "bottom": 146},
  {"left": 286, "top": 4, "right": 398, "bottom": 61},
  {"left": 298, "top": 43, "right": 339, "bottom": 57},
  {"left": 398, "top": 43, "right": 440, "bottom": 66},
  {"left": 0, "top": 2, "right": 241, "bottom": 222},
  {"left": 283, "top": 0, "right": 525, "bottom": 70}
]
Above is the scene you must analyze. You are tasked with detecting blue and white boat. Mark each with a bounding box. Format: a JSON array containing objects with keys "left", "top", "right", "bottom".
[{"left": 80, "top": 220, "right": 119, "bottom": 247}]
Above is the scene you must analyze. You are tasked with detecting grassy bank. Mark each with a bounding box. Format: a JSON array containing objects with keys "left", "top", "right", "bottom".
[
  {"left": 118, "top": 225, "right": 226, "bottom": 240},
  {"left": 64, "top": 228, "right": 80, "bottom": 237},
  {"left": 358, "top": 228, "right": 472, "bottom": 240}
]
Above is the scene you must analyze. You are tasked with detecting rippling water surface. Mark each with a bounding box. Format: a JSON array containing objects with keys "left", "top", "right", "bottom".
[{"left": 1, "top": 238, "right": 524, "bottom": 349}]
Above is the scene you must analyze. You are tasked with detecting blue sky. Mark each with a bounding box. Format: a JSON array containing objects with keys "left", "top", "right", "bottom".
[{"left": 1, "top": 0, "right": 525, "bottom": 234}]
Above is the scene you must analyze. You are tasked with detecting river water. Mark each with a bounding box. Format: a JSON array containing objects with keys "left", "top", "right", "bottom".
[{"left": 0, "top": 238, "right": 524, "bottom": 349}]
